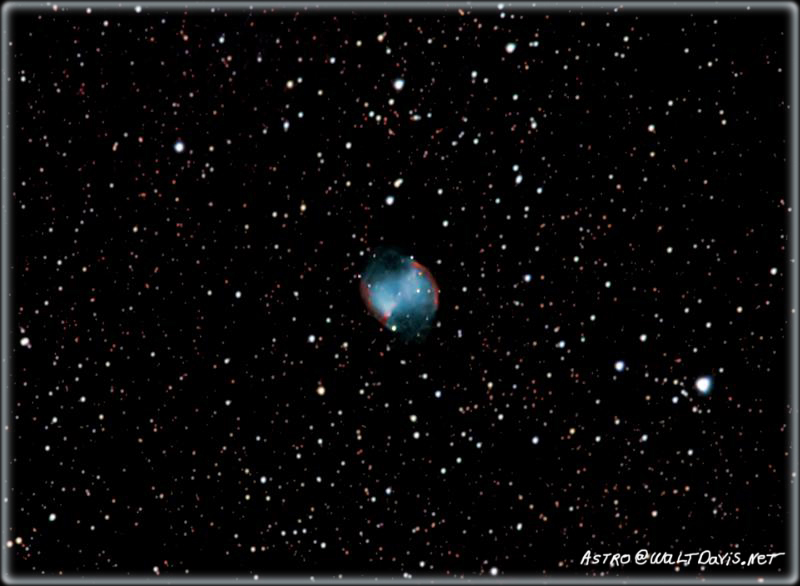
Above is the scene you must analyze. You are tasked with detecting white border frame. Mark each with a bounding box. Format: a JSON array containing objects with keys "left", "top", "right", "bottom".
[{"left": 1, "top": 2, "right": 797, "bottom": 584}]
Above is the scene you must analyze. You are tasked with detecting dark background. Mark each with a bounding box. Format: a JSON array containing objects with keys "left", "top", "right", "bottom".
[{"left": 5, "top": 3, "right": 793, "bottom": 579}]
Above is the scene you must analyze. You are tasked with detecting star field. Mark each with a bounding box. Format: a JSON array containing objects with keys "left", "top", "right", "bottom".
[{"left": 3, "top": 2, "right": 796, "bottom": 581}]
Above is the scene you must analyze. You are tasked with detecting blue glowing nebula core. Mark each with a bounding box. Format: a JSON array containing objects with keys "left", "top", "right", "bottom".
[{"left": 360, "top": 248, "right": 440, "bottom": 340}]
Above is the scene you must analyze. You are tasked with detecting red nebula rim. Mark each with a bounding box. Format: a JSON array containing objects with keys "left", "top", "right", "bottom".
[
  {"left": 360, "top": 279, "right": 393, "bottom": 326},
  {"left": 360, "top": 260, "right": 440, "bottom": 327}
]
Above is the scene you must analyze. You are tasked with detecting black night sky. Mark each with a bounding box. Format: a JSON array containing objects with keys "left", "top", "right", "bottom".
[{"left": 3, "top": 2, "right": 795, "bottom": 580}]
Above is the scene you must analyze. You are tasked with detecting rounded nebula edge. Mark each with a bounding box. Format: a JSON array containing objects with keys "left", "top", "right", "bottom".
[{"left": 360, "top": 248, "right": 440, "bottom": 341}]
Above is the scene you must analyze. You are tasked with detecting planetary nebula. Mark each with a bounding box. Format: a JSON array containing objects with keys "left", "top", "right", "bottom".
[{"left": 360, "top": 248, "right": 439, "bottom": 340}]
